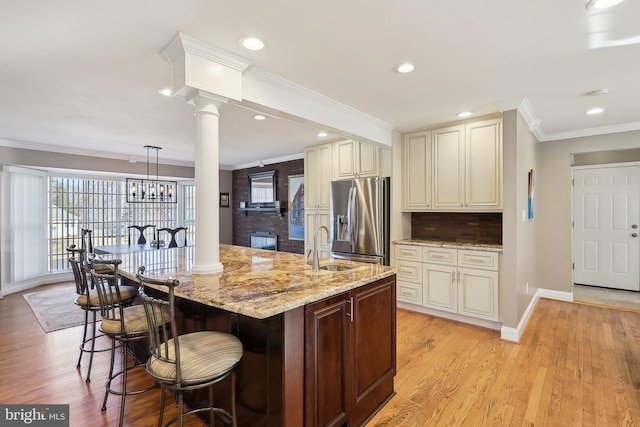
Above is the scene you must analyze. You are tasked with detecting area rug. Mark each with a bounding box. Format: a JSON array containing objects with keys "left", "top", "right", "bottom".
[{"left": 23, "top": 286, "right": 86, "bottom": 333}]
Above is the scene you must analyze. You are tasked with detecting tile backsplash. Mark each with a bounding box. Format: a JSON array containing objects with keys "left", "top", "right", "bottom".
[{"left": 411, "top": 212, "right": 502, "bottom": 245}]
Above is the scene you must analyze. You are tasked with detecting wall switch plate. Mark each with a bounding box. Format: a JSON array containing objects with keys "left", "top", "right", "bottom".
[{"left": 522, "top": 210, "right": 527, "bottom": 221}]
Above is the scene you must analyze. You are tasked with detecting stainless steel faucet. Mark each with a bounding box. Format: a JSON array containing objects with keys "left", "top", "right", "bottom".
[{"left": 309, "top": 225, "right": 329, "bottom": 272}]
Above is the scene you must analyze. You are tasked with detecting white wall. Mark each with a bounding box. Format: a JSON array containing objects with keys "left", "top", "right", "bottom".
[
  {"left": 538, "top": 129, "right": 640, "bottom": 292},
  {"left": 501, "top": 109, "right": 540, "bottom": 328}
]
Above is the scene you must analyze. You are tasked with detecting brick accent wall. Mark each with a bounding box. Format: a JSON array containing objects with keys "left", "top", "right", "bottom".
[
  {"left": 411, "top": 212, "right": 502, "bottom": 245},
  {"left": 232, "top": 159, "right": 305, "bottom": 254}
]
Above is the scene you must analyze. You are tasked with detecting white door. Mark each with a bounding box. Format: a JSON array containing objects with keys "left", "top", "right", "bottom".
[{"left": 573, "top": 166, "right": 640, "bottom": 291}]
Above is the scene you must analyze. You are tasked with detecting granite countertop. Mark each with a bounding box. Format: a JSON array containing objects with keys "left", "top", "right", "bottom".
[
  {"left": 117, "top": 244, "right": 396, "bottom": 319},
  {"left": 394, "top": 239, "right": 503, "bottom": 253}
]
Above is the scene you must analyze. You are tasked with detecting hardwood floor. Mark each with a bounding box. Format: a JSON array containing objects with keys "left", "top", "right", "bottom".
[
  {"left": 2, "top": 283, "right": 640, "bottom": 426},
  {"left": 368, "top": 300, "right": 640, "bottom": 426}
]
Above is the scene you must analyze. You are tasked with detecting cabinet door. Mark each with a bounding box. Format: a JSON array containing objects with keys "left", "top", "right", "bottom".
[
  {"left": 305, "top": 144, "right": 333, "bottom": 209},
  {"left": 432, "top": 125, "right": 465, "bottom": 210},
  {"left": 350, "top": 277, "right": 396, "bottom": 427},
  {"left": 356, "top": 141, "right": 379, "bottom": 178},
  {"left": 466, "top": 119, "right": 502, "bottom": 209},
  {"left": 457, "top": 267, "right": 499, "bottom": 321},
  {"left": 305, "top": 210, "right": 331, "bottom": 259},
  {"left": 402, "top": 131, "right": 431, "bottom": 210},
  {"left": 305, "top": 292, "right": 351, "bottom": 427},
  {"left": 334, "top": 140, "right": 357, "bottom": 180},
  {"left": 423, "top": 264, "right": 458, "bottom": 313}
]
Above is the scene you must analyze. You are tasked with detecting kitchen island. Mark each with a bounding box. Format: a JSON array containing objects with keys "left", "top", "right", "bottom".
[{"left": 117, "top": 244, "right": 397, "bottom": 427}]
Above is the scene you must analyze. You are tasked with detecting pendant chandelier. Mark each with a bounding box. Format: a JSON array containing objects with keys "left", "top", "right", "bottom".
[{"left": 126, "top": 145, "right": 177, "bottom": 203}]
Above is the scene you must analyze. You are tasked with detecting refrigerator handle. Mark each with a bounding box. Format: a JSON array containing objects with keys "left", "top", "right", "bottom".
[{"left": 348, "top": 185, "right": 358, "bottom": 246}]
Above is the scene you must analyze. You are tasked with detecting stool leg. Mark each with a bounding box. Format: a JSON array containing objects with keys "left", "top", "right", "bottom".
[
  {"left": 118, "top": 341, "right": 128, "bottom": 427},
  {"left": 101, "top": 339, "right": 116, "bottom": 411},
  {"left": 85, "top": 311, "right": 97, "bottom": 383},
  {"left": 77, "top": 310, "right": 89, "bottom": 369},
  {"left": 231, "top": 371, "right": 238, "bottom": 427},
  {"left": 157, "top": 386, "right": 166, "bottom": 427}
]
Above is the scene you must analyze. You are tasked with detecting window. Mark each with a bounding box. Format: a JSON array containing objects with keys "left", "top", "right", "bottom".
[{"left": 47, "top": 176, "right": 194, "bottom": 273}]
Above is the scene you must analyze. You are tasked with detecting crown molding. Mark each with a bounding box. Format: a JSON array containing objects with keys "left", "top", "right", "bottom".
[
  {"left": 514, "top": 96, "right": 640, "bottom": 142},
  {"left": 225, "top": 152, "right": 304, "bottom": 171},
  {"left": 540, "top": 121, "right": 640, "bottom": 142},
  {"left": 0, "top": 138, "right": 194, "bottom": 168},
  {"left": 160, "top": 32, "right": 252, "bottom": 72}
]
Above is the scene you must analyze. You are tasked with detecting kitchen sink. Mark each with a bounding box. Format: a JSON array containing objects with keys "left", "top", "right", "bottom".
[{"left": 319, "top": 264, "right": 358, "bottom": 272}]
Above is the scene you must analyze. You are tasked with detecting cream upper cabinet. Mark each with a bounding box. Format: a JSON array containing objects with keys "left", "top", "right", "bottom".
[
  {"left": 304, "top": 143, "right": 332, "bottom": 210},
  {"left": 465, "top": 119, "right": 502, "bottom": 209},
  {"left": 402, "top": 117, "right": 502, "bottom": 212},
  {"left": 334, "top": 140, "right": 379, "bottom": 180},
  {"left": 402, "top": 131, "right": 432, "bottom": 210},
  {"left": 432, "top": 125, "right": 466, "bottom": 210}
]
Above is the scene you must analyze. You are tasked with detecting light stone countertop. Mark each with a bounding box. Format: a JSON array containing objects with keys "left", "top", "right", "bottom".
[
  {"left": 116, "top": 244, "right": 397, "bottom": 319},
  {"left": 394, "top": 239, "right": 503, "bottom": 253}
]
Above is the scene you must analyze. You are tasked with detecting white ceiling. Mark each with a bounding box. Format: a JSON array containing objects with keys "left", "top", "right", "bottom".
[{"left": 1, "top": 0, "right": 639, "bottom": 170}]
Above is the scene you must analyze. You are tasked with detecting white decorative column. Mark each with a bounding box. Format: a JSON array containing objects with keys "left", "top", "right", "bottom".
[
  {"left": 190, "top": 93, "right": 227, "bottom": 274},
  {"left": 160, "top": 33, "right": 251, "bottom": 274}
]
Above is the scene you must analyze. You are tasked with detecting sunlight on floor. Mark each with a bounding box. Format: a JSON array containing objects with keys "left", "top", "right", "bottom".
[{"left": 573, "top": 284, "right": 640, "bottom": 311}]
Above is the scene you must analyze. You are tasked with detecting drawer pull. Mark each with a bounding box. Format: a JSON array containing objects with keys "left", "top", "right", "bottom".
[{"left": 466, "top": 257, "right": 488, "bottom": 264}]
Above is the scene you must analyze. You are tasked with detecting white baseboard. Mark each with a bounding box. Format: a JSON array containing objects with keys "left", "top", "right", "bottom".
[
  {"left": 500, "top": 287, "right": 574, "bottom": 342},
  {"left": 397, "top": 301, "right": 503, "bottom": 331},
  {"left": 1, "top": 272, "right": 73, "bottom": 296}
]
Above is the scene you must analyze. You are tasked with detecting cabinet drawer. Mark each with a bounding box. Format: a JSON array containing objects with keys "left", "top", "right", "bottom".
[
  {"left": 423, "top": 247, "right": 457, "bottom": 265},
  {"left": 397, "top": 280, "right": 423, "bottom": 305},
  {"left": 396, "top": 260, "right": 422, "bottom": 284},
  {"left": 458, "top": 250, "right": 499, "bottom": 271},
  {"left": 395, "top": 244, "right": 423, "bottom": 262}
]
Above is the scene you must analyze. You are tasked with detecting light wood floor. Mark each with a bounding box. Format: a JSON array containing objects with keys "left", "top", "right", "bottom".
[{"left": 2, "top": 284, "right": 640, "bottom": 426}]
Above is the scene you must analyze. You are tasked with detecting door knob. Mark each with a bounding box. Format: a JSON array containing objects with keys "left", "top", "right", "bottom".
[
  {"left": 632, "top": 233, "right": 638, "bottom": 238},
  {"left": 632, "top": 224, "right": 638, "bottom": 229}
]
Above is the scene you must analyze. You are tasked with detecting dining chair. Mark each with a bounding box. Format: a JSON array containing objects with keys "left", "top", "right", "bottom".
[
  {"left": 136, "top": 266, "right": 243, "bottom": 427},
  {"left": 128, "top": 224, "right": 156, "bottom": 245},
  {"left": 157, "top": 227, "right": 188, "bottom": 248},
  {"left": 90, "top": 258, "right": 155, "bottom": 427}
]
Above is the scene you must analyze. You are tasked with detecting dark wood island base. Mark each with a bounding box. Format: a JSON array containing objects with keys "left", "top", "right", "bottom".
[
  {"left": 140, "top": 275, "right": 396, "bottom": 427},
  {"left": 117, "top": 245, "right": 397, "bottom": 427}
]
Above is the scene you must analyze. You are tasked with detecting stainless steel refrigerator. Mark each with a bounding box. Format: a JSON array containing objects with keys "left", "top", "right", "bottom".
[{"left": 330, "top": 176, "right": 390, "bottom": 265}]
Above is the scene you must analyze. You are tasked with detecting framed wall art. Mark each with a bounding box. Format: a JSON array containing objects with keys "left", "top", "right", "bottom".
[{"left": 288, "top": 175, "right": 304, "bottom": 240}]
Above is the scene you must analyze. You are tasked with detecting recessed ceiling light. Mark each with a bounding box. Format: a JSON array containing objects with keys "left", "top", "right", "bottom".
[
  {"left": 396, "top": 63, "right": 415, "bottom": 74},
  {"left": 586, "top": 107, "right": 604, "bottom": 115},
  {"left": 457, "top": 111, "right": 473, "bottom": 118},
  {"left": 253, "top": 114, "right": 267, "bottom": 121},
  {"left": 318, "top": 132, "right": 328, "bottom": 137},
  {"left": 586, "top": 0, "right": 625, "bottom": 9},
  {"left": 158, "top": 88, "right": 172, "bottom": 97},
  {"left": 240, "top": 37, "right": 265, "bottom": 51}
]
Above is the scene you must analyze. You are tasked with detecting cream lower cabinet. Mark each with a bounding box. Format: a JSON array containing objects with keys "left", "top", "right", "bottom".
[{"left": 395, "top": 244, "right": 500, "bottom": 322}]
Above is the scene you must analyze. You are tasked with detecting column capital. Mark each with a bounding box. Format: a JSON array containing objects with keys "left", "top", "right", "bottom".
[
  {"left": 160, "top": 32, "right": 251, "bottom": 101},
  {"left": 188, "top": 90, "right": 229, "bottom": 115}
]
